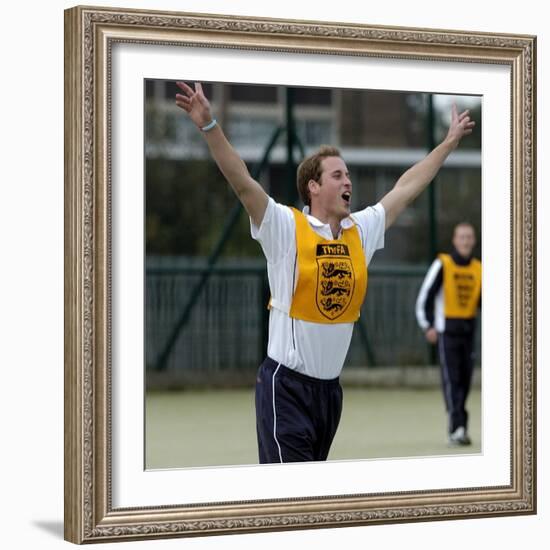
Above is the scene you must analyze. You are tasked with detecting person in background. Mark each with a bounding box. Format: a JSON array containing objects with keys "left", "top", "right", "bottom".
[{"left": 416, "top": 222, "right": 481, "bottom": 446}]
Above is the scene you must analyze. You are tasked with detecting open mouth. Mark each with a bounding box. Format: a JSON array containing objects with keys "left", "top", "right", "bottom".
[{"left": 341, "top": 192, "right": 351, "bottom": 204}]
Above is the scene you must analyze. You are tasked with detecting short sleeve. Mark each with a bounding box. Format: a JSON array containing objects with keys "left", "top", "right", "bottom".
[
  {"left": 250, "top": 197, "right": 295, "bottom": 263},
  {"left": 350, "top": 202, "right": 385, "bottom": 265}
]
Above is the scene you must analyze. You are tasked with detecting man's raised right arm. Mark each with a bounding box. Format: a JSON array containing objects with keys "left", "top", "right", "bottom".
[{"left": 175, "top": 81, "right": 269, "bottom": 227}]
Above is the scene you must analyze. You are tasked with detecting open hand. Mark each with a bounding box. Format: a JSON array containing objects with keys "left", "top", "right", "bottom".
[
  {"left": 445, "top": 104, "right": 476, "bottom": 148},
  {"left": 175, "top": 81, "right": 213, "bottom": 129}
]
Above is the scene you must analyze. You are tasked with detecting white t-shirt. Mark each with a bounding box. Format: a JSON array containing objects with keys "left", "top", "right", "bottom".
[{"left": 250, "top": 197, "right": 385, "bottom": 379}]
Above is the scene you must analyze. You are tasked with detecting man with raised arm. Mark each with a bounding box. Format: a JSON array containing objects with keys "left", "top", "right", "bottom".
[{"left": 175, "top": 82, "right": 475, "bottom": 464}]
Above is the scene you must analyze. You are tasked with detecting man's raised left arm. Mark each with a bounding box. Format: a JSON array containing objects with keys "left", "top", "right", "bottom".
[{"left": 380, "top": 104, "right": 475, "bottom": 230}]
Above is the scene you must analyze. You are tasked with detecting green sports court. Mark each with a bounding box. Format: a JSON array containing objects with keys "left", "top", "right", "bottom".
[{"left": 146, "top": 385, "right": 481, "bottom": 469}]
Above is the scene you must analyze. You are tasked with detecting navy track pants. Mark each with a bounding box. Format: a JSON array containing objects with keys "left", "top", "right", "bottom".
[
  {"left": 437, "top": 332, "right": 475, "bottom": 434},
  {"left": 255, "top": 357, "right": 343, "bottom": 464}
]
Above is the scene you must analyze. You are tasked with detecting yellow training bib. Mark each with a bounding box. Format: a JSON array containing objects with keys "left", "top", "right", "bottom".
[
  {"left": 439, "top": 253, "right": 481, "bottom": 319},
  {"left": 287, "top": 208, "right": 367, "bottom": 323}
]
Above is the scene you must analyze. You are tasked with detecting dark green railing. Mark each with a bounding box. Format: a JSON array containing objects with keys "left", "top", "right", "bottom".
[{"left": 145, "top": 262, "right": 473, "bottom": 372}]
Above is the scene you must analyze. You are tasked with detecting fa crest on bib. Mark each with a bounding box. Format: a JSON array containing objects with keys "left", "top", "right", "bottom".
[
  {"left": 286, "top": 209, "right": 368, "bottom": 324},
  {"left": 316, "top": 245, "right": 355, "bottom": 320}
]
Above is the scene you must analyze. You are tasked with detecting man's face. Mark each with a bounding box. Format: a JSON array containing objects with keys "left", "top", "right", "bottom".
[
  {"left": 310, "top": 156, "right": 352, "bottom": 219},
  {"left": 452, "top": 225, "right": 476, "bottom": 258}
]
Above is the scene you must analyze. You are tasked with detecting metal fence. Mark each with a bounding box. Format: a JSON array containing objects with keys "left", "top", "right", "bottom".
[
  {"left": 146, "top": 265, "right": 266, "bottom": 373},
  {"left": 145, "top": 259, "right": 481, "bottom": 374}
]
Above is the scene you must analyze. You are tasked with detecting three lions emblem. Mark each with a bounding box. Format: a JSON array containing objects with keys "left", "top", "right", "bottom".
[{"left": 316, "top": 244, "right": 355, "bottom": 320}]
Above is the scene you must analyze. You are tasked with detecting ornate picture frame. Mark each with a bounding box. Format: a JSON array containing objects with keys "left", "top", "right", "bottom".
[{"left": 64, "top": 5, "right": 536, "bottom": 544}]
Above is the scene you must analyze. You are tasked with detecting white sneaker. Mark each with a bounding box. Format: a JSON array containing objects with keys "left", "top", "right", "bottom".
[{"left": 448, "top": 426, "right": 472, "bottom": 446}]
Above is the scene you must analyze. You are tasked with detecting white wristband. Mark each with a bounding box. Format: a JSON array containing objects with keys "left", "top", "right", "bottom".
[{"left": 201, "top": 119, "right": 217, "bottom": 132}]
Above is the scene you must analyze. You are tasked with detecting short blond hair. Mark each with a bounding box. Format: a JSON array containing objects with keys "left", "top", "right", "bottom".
[{"left": 296, "top": 145, "right": 342, "bottom": 206}]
